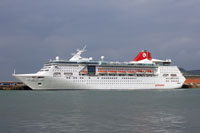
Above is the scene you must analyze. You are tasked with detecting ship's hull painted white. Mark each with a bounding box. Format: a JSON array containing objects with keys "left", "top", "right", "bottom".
[
  {"left": 13, "top": 48, "right": 186, "bottom": 90},
  {"left": 13, "top": 74, "right": 185, "bottom": 90}
]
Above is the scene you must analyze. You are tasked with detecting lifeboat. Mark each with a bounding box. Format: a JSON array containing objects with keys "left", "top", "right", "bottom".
[
  {"left": 98, "top": 70, "right": 107, "bottom": 73},
  {"left": 117, "top": 71, "right": 126, "bottom": 74},
  {"left": 146, "top": 70, "right": 154, "bottom": 73},
  {"left": 136, "top": 70, "right": 145, "bottom": 74},
  {"left": 108, "top": 70, "right": 117, "bottom": 74},
  {"left": 80, "top": 71, "right": 88, "bottom": 74},
  {"left": 127, "top": 71, "right": 136, "bottom": 74},
  {"left": 136, "top": 70, "right": 142, "bottom": 72}
]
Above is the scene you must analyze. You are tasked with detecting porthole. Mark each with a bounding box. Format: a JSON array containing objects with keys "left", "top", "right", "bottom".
[{"left": 38, "top": 83, "right": 42, "bottom": 86}]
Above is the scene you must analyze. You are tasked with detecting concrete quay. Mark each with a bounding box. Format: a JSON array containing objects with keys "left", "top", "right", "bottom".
[{"left": 0, "top": 82, "right": 31, "bottom": 90}]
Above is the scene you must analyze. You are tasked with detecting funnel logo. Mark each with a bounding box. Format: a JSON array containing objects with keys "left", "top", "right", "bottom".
[
  {"left": 133, "top": 51, "right": 152, "bottom": 61},
  {"left": 143, "top": 53, "right": 146, "bottom": 57}
]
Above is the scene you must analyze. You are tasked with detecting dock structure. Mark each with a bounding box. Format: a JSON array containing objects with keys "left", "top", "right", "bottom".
[
  {"left": 0, "top": 82, "right": 31, "bottom": 90},
  {"left": 0, "top": 81, "right": 23, "bottom": 86},
  {"left": 182, "top": 75, "right": 200, "bottom": 88}
]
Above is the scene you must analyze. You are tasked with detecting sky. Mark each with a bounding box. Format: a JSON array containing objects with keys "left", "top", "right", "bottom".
[{"left": 0, "top": 0, "right": 200, "bottom": 81}]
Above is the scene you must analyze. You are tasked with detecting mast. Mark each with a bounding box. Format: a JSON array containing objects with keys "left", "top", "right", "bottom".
[{"left": 69, "top": 46, "right": 87, "bottom": 61}]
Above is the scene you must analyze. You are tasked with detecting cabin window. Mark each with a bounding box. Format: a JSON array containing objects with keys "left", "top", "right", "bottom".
[
  {"left": 38, "top": 83, "right": 42, "bottom": 86},
  {"left": 38, "top": 76, "right": 44, "bottom": 79},
  {"left": 163, "top": 74, "right": 169, "bottom": 77},
  {"left": 53, "top": 72, "right": 61, "bottom": 77},
  {"left": 64, "top": 73, "right": 73, "bottom": 77},
  {"left": 171, "top": 74, "right": 177, "bottom": 77},
  {"left": 37, "top": 76, "right": 44, "bottom": 81}
]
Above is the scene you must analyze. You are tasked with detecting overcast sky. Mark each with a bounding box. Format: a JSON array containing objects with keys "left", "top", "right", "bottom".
[{"left": 0, "top": 0, "right": 200, "bottom": 81}]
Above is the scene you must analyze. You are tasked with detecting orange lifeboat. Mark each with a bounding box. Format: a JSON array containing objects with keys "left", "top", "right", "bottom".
[
  {"left": 108, "top": 70, "right": 117, "bottom": 74},
  {"left": 137, "top": 70, "right": 143, "bottom": 73},
  {"left": 146, "top": 70, "right": 154, "bottom": 73},
  {"left": 118, "top": 71, "right": 126, "bottom": 74},
  {"left": 98, "top": 70, "right": 107, "bottom": 73},
  {"left": 136, "top": 70, "right": 145, "bottom": 74},
  {"left": 80, "top": 71, "right": 88, "bottom": 74},
  {"left": 127, "top": 71, "right": 136, "bottom": 74}
]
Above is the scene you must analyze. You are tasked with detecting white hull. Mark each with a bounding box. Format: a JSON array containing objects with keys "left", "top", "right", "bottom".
[{"left": 13, "top": 73, "right": 185, "bottom": 90}]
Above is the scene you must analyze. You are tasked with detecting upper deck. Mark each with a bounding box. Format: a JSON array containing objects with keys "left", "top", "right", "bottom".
[
  {"left": 40, "top": 46, "right": 172, "bottom": 74},
  {"left": 48, "top": 46, "right": 171, "bottom": 67}
]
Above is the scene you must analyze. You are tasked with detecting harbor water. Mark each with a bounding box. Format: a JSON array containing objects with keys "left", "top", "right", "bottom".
[{"left": 0, "top": 89, "right": 200, "bottom": 133}]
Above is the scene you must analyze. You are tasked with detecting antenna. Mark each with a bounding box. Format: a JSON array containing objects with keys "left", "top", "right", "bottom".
[
  {"left": 80, "top": 40, "right": 87, "bottom": 49},
  {"left": 13, "top": 69, "right": 16, "bottom": 75},
  {"left": 82, "top": 45, "right": 87, "bottom": 52},
  {"left": 69, "top": 45, "right": 88, "bottom": 61}
]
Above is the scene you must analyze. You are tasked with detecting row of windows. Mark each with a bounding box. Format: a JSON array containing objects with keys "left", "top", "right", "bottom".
[
  {"left": 171, "top": 80, "right": 179, "bottom": 82},
  {"left": 51, "top": 64, "right": 79, "bottom": 67},
  {"left": 71, "top": 80, "right": 148, "bottom": 84},
  {"left": 81, "top": 74, "right": 156, "bottom": 77},
  {"left": 166, "top": 80, "right": 179, "bottom": 82},
  {"left": 53, "top": 72, "right": 155, "bottom": 77},
  {"left": 160, "top": 69, "right": 178, "bottom": 72},
  {"left": 163, "top": 74, "right": 177, "bottom": 77},
  {"left": 26, "top": 76, "right": 44, "bottom": 81},
  {"left": 40, "top": 69, "right": 49, "bottom": 72},
  {"left": 65, "top": 77, "right": 143, "bottom": 81},
  {"left": 84, "top": 82, "right": 153, "bottom": 85},
  {"left": 53, "top": 69, "right": 77, "bottom": 72},
  {"left": 98, "top": 68, "right": 156, "bottom": 71},
  {"left": 101, "top": 77, "right": 117, "bottom": 79},
  {"left": 166, "top": 77, "right": 179, "bottom": 79},
  {"left": 68, "top": 78, "right": 144, "bottom": 83},
  {"left": 122, "top": 77, "right": 137, "bottom": 79}
]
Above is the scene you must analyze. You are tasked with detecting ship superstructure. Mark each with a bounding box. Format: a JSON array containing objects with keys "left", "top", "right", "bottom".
[{"left": 13, "top": 47, "right": 185, "bottom": 90}]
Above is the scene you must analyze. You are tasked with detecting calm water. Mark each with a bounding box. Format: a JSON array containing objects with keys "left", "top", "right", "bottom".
[{"left": 1, "top": 89, "right": 200, "bottom": 133}]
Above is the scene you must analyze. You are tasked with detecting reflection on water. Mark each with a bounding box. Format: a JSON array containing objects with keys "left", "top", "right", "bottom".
[
  {"left": 148, "top": 111, "right": 185, "bottom": 133},
  {"left": 0, "top": 89, "right": 200, "bottom": 133},
  {"left": 16, "top": 109, "right": 186, "bottom": 133}
]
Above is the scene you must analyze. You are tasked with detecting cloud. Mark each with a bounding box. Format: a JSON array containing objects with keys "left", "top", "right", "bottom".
[{"left": 0, "top": 0, "right": 200, "bottom": 80}]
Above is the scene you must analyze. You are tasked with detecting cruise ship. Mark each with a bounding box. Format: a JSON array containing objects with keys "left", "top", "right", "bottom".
[{"left": 13, "top": 46, "right": 185, "bottom": 90}]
